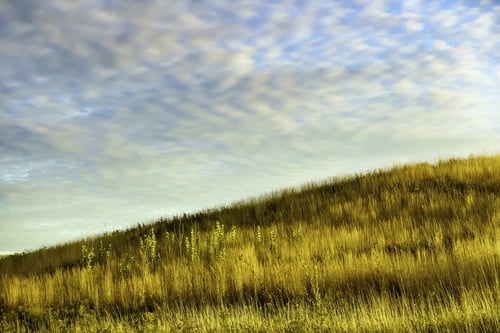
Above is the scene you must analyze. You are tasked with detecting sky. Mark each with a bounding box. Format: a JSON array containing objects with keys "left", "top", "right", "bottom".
[{"left": 1, "top": 0, "right": 499, "bottom": 254}]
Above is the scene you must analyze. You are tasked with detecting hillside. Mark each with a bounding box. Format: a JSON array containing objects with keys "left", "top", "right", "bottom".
[{"left": 1, "top": 154, "right": 500, "bottom": 332}]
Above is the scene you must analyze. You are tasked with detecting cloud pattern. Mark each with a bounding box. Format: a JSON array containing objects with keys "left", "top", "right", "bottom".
[{"left": 1, "top": 0, "right": 499, "bottom": 253}]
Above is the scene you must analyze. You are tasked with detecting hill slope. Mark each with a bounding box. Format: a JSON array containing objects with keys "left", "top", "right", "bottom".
[{"left": 1, "top": 154, "right": 500, "bottom": 332}]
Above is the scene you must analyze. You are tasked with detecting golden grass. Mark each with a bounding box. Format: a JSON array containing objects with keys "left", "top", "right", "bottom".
[{"left": 1, "top": 154, "right": 499, "bottom": 332}]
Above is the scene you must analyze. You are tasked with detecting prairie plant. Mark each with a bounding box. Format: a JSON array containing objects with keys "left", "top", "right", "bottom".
[
  {"left": 292, "top": 223, "right": 303, "bottom": 241},
  {"left": 97, "top": 241, "right": 112, "bottom": 265},
  {"left": 256, "top": 225, "right": 262, "bottom": 244},
  {"left": 140, "top": 228, "right": 160, "bottom": 269},
  {"left": 118, "top": 248, "right": 135, "bottom": 277},
  {"left": 185, "top": 227, "right": 199, "bottom": 262},
  {"left": 209, "top": 221, "right": 226, "bottom": 261},
  {"left": 163, "top": 231, "right": 177, "bottom": 257},
  {"left": 228, "top": 225, "right": 237, "bottom": 243},
  {"left": 80, "top": 244, "right": 95, "bottom": 270},
  {"left": 269, "top": 230, "right": 277, "bottom": 254}
]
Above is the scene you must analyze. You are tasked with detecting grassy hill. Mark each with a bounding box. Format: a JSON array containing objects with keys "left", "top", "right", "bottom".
[{"left": 1, "top": 154, "right": 500, "bottom": 332}]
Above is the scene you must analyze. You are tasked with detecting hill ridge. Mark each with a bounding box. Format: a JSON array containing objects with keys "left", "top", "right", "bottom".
[{"left": 1, "top": 153, "right": 500, "bottom": 331}]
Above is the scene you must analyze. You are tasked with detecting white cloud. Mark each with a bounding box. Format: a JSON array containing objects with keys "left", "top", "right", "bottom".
[
  {"left": 405, "top": 19, "right": 423, "bottom": 31},
  {"left": 403, "top": 0, "right": 422, "bottom": 12},
  {"left": 1, "top": 0, "right": 499, "bottom": 252},
  {"left": 430, "top": 10, "right": 460, "bottom": 29},
  {"left": 432, "top": 40, "right": 452, "bottom": 52},
  {"left": 393, "top": 78, "right": 418, "bottom": 97}
]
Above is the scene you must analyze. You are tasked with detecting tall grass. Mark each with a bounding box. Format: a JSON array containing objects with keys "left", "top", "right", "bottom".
[{"left": 1, "top": 154, "right": 499, "bottom": 332}]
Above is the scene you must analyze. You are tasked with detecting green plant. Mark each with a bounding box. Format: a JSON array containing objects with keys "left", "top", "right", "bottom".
[
  {"left": 269, "top": 230, "right": 277, "bottom": 254},
  {"left": 292, "top": 224, "right": 303, "bottom": 241},
  {"left": 140, "top": 228, "right": 160, "bottom": 269},
  {"left": 229, "top": 225, "right": 237, "bottom": 240},
  {"left": 118, "top": 248, "right": 135, "bottom": 277},
  {"left": 97, "top": 241, "right": 112, "bottom": 265},
  {"left": 209, "top": 221, "right": 227, "bottom": 261},
  {"left": 185, "top": 227, "right": 199, "bottom": 262},
  {"left": 256, "top": 225, "right": 262, "bottom": 244},
  {"left": 80, "top": 244, "right": 95, "bottom": 270}
]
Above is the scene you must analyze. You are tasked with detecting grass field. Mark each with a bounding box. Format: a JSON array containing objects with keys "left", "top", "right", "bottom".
[{"left": 1, "top": 154, "right": 500, "bottom": 332}]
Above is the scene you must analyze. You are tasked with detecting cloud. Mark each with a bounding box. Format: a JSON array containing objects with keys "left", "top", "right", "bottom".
[{"left": 0, "top": 0, "right": 499, "bottom": 252}]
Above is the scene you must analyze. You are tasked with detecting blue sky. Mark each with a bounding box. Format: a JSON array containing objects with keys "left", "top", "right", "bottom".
[{"left": 1, "top": 0, "right": 499, "bottom": 254}]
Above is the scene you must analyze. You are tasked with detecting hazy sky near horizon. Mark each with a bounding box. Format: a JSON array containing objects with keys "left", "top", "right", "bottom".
[{"left": 1, "top": 0, "right": 499, "bottom": 254}]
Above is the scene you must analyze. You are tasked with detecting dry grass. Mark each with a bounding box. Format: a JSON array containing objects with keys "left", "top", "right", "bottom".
[{"left": 1, "top": 154, "right": 499, "bottom": 332}]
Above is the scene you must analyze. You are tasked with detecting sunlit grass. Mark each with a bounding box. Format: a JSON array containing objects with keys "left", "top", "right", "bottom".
[{"left": 1, "top": 154, "right": 499, "bottom": 332}]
